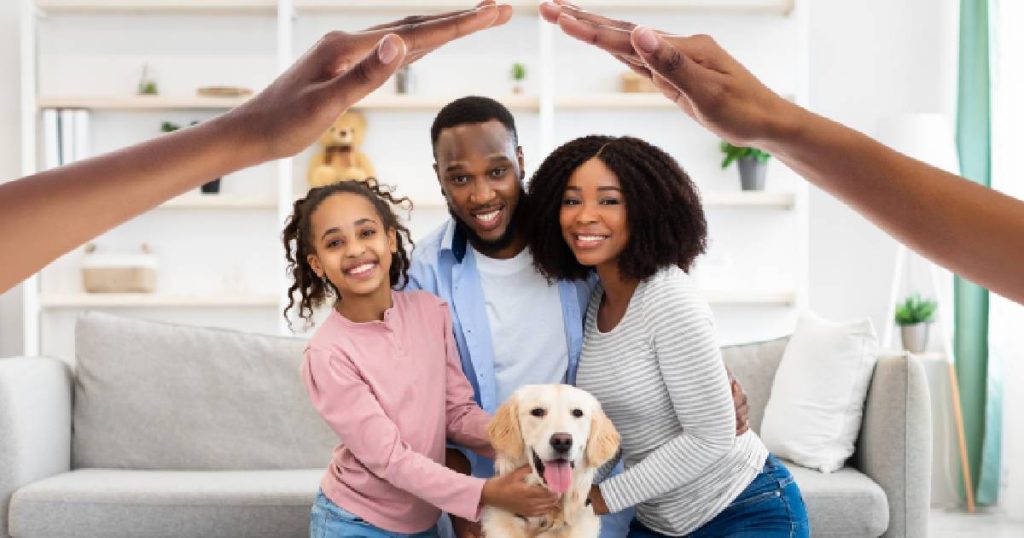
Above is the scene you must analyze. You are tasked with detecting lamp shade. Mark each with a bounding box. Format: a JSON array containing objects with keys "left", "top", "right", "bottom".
[{"left": 875, "top": 113, "right": 961, "bottom": 175}]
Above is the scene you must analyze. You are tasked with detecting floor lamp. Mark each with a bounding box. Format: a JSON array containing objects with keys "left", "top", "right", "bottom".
[{"left": 876, "top": 113, "right": 976, "bottom": 513}]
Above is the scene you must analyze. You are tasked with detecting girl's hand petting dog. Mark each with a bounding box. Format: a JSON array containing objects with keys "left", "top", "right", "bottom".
[{"left": 482, "top": 466, "right": 559, "bottom": 517}]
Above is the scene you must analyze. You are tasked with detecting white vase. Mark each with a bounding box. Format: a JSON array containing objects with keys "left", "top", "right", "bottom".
[{"left": 900, "top": 322, "right": 930, "bottom": 353}]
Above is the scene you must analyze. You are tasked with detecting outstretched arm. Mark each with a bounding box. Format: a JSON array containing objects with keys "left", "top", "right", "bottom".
[
  {"left": 0, "top": 1, "right": 512, "bottom": 293},
  {"left": 540, "top": 0, "right": 1024, "bottom": 304}
]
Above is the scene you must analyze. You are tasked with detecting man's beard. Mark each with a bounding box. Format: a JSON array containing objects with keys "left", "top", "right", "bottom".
[{"left": 450, "top": 187, "right": 527, "bottom": 257}]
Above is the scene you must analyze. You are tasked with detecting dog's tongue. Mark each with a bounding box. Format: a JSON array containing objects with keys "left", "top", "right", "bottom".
[{"left": 543, "top": 461, "right": 573, "bottom": 494}]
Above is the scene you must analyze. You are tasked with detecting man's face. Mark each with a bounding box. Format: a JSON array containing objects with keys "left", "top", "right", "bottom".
[{"left": 433, "top": 120, "right": 525, "bottom": 253}]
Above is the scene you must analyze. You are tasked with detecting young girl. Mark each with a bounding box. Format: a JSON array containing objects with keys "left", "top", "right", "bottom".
[
  {"left": 283, "top": 179, "right": 556, "bottom": 537},
  {"left": 525, "top": 137, "right": 810, "bottom": 538}
]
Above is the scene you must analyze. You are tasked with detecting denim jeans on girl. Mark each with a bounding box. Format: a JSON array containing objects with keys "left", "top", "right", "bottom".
[
  {"left": 627, "top": 454, "right": 810, "bottom": 538},
  {"left": 310, "top": 490, "right": 440, "bottom": 538}
]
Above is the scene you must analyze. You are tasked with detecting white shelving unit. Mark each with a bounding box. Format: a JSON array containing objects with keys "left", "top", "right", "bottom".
[{"left": 22, "top": 0, "right": 809, "bottom": 357}]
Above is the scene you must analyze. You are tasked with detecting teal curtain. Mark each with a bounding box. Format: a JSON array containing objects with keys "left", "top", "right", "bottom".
[{"left": 955, "top": 0, "right": 1001, "bottom": 505}]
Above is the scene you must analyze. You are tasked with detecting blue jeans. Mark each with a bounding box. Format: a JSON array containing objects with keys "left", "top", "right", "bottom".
[
  {"left": 627, "top": 455, "right": 810, "bottom": 538},
  {"left": 310, "top": 490, "right": 440, "bottom": 538}
]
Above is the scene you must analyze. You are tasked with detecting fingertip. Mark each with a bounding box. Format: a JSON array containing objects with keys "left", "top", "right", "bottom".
[
  {"left": 377, "top": 34, "right": 405, "bottom": 64},
  {"left": 633, "top": 26, "right": 660, "bottom": 54}
]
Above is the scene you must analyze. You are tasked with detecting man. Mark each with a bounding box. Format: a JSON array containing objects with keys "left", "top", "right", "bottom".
[{"left": 407, "top": 96, "right": 750, "bottom": 538}]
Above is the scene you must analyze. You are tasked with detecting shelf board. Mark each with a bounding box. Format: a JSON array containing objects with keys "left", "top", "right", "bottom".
[
  {"left": 35, "top": 0, "right": 277, "bottom": 15},
  {"left": 159, "top": 195, "right": 277, "bottom": 210},
  {"left": 36, "top": 94, "right": 539, "bottom": 112},
  {"left": 356, "top": 94, "right": 539, "bottom": 111},
  {"left": 702, "top": 191, "right": 794, "bottom": 209},
  {"left": 37, "top": 95, "right": 250, "bottom": 110},
  {"left": 40, "top": 293, "right": 280, "bottom": 308},
  {"left": 705, "top": 289, "right": 795, "bottom": 306},
  {"left": 555, "top": 93, "right": 676, "bottom": 109},
  {"left": 295, "top": 1, "right": 793, "bottom": 16}
]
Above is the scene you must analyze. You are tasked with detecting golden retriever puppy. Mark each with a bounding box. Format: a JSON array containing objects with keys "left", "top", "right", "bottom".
[{"left": 482, "top": 384, "right": 619, "bottom": 538}]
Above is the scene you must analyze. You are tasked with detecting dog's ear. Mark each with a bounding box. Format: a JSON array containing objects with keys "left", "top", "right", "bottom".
[
  {"left": 586, "top": 408, "right": 620, "bottom": 468},
  {"left": 488, "top": 396, "right": 524, "bottom": 459}
]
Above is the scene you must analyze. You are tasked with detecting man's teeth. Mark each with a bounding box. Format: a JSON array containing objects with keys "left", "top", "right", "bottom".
[
  {"left": 475, "top": 210, "right": 500, "bottom": 223},
  {"left": 346, "top": 263, "right": 375, "bottom": 276}
]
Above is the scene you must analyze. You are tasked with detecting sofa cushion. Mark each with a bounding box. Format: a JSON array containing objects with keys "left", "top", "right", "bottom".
[
  {"left": 720, "top": 336, "right": 789, "bottom": 434},
  {"left": 8, "top": 468, "right": 322, "bottom": 538},
  {"left": 73, "top": 312, "right": 337, "bottom": 470},
  {"left": 787, "top": 463, "right": 889, "bottom": 537},
  {"left": 760, "top": 313, "right": 879, "bottom": 473}
]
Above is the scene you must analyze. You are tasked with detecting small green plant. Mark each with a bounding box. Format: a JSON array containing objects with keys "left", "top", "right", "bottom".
[
  {"left": 160, "top": 120, "right": 198, "bottom": 133},
  {"left": 138, "top": 64, "right": 158, "bottom": 95},
  {"left": 720, "top": 141, "right": 770, "bottom": 169},
  {"left": 895, "top": 294, "right": 937, "bottom": 325},
  {"left": 510, "top": 62, "right": 526, "bottom": 81}
]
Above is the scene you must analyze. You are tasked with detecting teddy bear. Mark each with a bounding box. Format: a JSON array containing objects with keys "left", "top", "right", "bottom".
[{"left": 307, "top": 110, "right": 375, "bottom": 188}]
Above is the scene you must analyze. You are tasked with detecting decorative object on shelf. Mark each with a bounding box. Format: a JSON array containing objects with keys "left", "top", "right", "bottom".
[
  {"left": 510, "top": 62, "right": 526, "bottom": 94},
  {"left": 137, "top": 64, "right": 158, "bottom": 95},
  {"left": 161, "top": 120, "right": 221, "bottom": 193},
  {"left": 720, "top": 141, "right": 771, "bottom": 191},
  {"left": 394, "top": 65, "right": 415, "bottom": 95},
  {"left": 81, "top": 243, "right": 158, "bottom": 293},
  {"left": 196, "top": 86, "right": 252, "bottom": 98},
  {"left": 307, "top": 111, "right": 375, "bottom": 188},
  {"left": 620, "top": 71, "right": 658, "bottom": 93},
  {"left": 895, "top": 294, "right": 937, "bottom": 353}
]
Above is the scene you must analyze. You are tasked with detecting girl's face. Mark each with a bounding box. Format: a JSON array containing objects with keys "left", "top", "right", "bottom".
[
  {"left": 306, "top": 192, "right": 397, "bottom": 301},
  {"left": 559, "top": 158, "right": 630, "bottom": 272}
]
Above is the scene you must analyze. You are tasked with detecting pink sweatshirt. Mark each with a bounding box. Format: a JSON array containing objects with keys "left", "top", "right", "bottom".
[{"left": 301, "top": 290, "right": 494, "bottom": 533}]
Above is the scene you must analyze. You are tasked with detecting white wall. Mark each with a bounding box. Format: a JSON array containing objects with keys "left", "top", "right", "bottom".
[
  {"left": 0, "top": 0, "right": 23, "bottom": 359},
  {"left": 806, "top": 0, "right": 958, "bottom": 334}
]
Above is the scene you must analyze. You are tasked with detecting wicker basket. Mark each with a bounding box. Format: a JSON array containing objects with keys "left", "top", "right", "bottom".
[
  {"left": 81, "top": 244, "right": 158, "bottom": 293},
  {"left": 620, "top": 71, "right": 659, "bottom": 93}
]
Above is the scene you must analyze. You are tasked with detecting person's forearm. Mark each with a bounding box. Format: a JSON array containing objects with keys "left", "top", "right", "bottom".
[
  {"left": 0, "top": 111, "right": 259, "bottom": 292},
  {"left": 765, "top": 105, "right": 1024, "bottom": 303},
  {"left": 446, "top": 448, "right": 473, "bottom": 475}
]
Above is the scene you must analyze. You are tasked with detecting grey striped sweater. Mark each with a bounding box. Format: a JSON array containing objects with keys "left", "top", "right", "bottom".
[{"left": 578, "top": 265, "right": 768, "bottom": 536}]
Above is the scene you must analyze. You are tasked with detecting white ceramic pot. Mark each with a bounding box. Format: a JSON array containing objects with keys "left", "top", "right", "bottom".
[{"left": 900, "top": 322, "right": 930, "bottom": 353}]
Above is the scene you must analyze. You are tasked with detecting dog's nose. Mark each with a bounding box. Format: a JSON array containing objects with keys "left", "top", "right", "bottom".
[{"left": 550, "top": 433, "right": 572, "bottom": 454}]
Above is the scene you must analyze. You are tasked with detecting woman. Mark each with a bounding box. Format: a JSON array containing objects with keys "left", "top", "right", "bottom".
[{"left": 525, "top": 135, "right": 809, "bottom": 537}]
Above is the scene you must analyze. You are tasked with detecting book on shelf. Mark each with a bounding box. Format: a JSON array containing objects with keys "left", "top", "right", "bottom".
[{"left": 43, "top": 108, "right": 91, "bottom": 168}]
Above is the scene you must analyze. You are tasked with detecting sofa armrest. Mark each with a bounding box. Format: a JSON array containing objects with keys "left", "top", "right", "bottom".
[
  {"left": 853, "top": 353, "right": 931, "bottom": 538},
  {"left": 0, "top": 357, "right": 73, "bottom": 538}
]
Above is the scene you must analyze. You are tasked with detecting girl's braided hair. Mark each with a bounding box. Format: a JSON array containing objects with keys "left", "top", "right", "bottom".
[
  {"left": 525, "top": 135, "right": 707, "bottom": 282},
  {"left": 282, "top": 179, "right": 413, "bottom": 328}
]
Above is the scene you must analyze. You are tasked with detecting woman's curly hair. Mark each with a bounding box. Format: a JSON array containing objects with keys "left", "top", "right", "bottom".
[
  {"left": 282, "top": 179, "right": 413, "bottom": 329},
  {"left": 525, "top": 135, "right": 707, "bottom": 282}
]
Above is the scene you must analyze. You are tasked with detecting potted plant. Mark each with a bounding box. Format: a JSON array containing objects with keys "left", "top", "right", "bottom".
[
  {"left": 720, "top": 141, "right": 771, "bottom": 191},
  {"left": 895, "top": 294, "right": 937, "bottom": 353},
  {"left": 510, "top": 62, "right": 526, "bottom": 94},
  {"left": 138, "top": 64, "right": 158, "bottom": 95},
  {"left": 161, "top": 121, "right": 221, "bottom": 194}
]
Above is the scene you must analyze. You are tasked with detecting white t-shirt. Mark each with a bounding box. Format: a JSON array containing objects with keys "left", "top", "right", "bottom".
[{"left": 471, "top": 246, "right": 569, "bottom": 405}]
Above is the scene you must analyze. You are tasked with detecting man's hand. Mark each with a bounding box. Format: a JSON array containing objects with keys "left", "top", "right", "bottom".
[
  {"left": 727, "top": 368, "right": 750, "bottom": 435},
  {"left": 538, "top": 0, "right": 797, "bottom": 149},
  {"left": 481, "top": 466, "right": 559, "bottom": 517},
  {"left": 232, "top": 1, "right": 513, "bottom": 163}
]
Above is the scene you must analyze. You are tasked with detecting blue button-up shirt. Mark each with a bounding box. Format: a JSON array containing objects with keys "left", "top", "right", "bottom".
[
  {"left": 407, "top": 219, "right": 632, "bottom": 538},
  {"left": 407, "top": 220, "right": 593, "bottom": 416}
]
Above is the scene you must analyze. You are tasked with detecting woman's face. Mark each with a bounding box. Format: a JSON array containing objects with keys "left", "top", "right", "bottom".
[
  {"left": 559, "top": 157, "right": 630, "bottom": 271},
  {"left": 306, "top": 192, "right": 397, "bottom": 300}
]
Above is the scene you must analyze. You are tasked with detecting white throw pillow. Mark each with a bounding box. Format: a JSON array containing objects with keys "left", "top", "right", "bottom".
[{"left": 760, "top": 311, "right": 879, "bottom": 473}]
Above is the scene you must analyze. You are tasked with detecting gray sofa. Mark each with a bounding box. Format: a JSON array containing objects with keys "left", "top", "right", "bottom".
[{"left": 1, "top": 313, "right": 930, "bottom": 537}]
